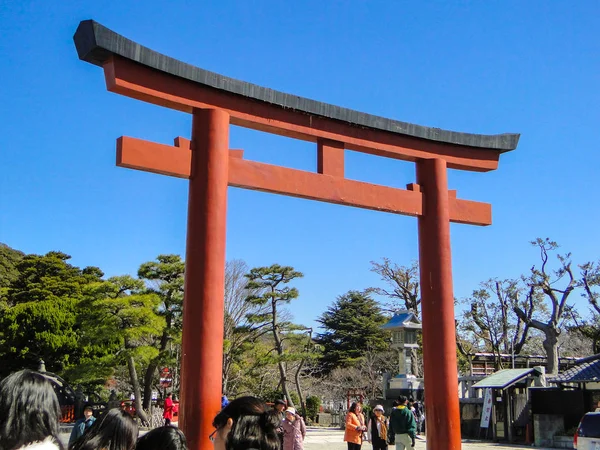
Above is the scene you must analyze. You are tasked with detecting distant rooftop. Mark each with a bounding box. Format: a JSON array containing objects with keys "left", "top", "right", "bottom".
[
  {"left": 382, "top": 311, "right": 421, "bottom": 329},
  {"left": 550, "top": 354, "right": 600, "bottom": 384},
  {"left": 472, "top": 368, "right": 540, "bottom": 389}
]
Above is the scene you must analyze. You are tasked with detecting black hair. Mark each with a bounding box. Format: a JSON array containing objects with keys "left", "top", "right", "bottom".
[
  {"left": 135, "top": 426, "right": 186, "bottom": 450},
  {"left": 70, "top": 408, "right": 138, "bottom": 450},
  {"left": 408, "top": 397, "right": 414, "bottom": 403},
  {"left": 349, "top": 402, "right": 359, "bottom": 414},
  {"left": 83, "top": 404, "right": 94, "bottom": 411},
  {"left": 0, "top": 369, "right": 64, "bottom": 450},
  {"left": 212, "top": 396, "right": 280, "bottom": 450},
  {"left": 274, "top": 399, "right": 286, "bottom": 406},
  {"left": 392, "top": 400, "right": 400, "bottom": 407},
  {"left": 398, "top": 395, "right": 408, "bottom": 404}
]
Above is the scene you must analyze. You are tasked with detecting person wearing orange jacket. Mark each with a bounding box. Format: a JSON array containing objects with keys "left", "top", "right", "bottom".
[{"left": 344, "top": 402, "right": 367, "bottom": 450}]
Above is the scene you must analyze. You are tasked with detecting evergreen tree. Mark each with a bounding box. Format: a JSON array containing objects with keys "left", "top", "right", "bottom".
[
  {"left": 0, "top": 243, "right": 24, "bottom": 291},
  {"left": 0, "top": 251, "right": 104, "bottom": 377},
  {"left": 79, "top": 275, "right": 164, "bottom": 425},
  {"left": 138, "top": 254, "right": 185, "bottom": 409},
  {"left": 316, "top": 290, "right": 390, "bottom": 374},
  {"left": 245, "top": 264, "right": 303, "bottom": 407}
]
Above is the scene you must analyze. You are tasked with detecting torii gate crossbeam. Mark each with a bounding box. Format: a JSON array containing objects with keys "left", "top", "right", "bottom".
[{"left": 74, "top": 20, "right": 519, "bottom": 450}]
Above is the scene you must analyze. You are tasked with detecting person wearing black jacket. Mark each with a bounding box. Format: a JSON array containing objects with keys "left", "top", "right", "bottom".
[{"left": 367, "top": 405, "right": 389, "bottom": 450}]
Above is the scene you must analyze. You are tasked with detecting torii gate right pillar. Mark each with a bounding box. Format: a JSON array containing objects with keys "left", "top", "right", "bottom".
[{"left": 417, "top": 158, "right": 461, "bottom": 450}]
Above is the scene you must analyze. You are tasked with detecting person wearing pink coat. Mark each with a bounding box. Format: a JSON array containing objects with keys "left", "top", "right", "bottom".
[{"left": 281, "top": 407, "right": 306, "bottom": 450}]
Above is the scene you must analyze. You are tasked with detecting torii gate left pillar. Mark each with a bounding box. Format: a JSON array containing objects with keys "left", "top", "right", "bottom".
[
  {"left": 74, "top": 20, "right": 519, "bottom": 450},
  {"left": 179, "top": 109, "right": 230, "bottom": 438}
]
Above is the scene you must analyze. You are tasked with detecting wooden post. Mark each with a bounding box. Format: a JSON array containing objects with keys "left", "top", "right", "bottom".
[
  {"left": 180, "top": 109, "right": 230, "bottom": 450},
  {"left": 417, "top": 158, "right": 462, "bottom": 450}
]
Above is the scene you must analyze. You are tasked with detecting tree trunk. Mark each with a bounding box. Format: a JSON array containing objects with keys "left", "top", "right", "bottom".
[
  {"left": 222, "top": 358, "right": 230, "bottom": 395},
  {"left": 142, "top": 361, "right": 159, "bottom": 410},
  {"left": 543, "top": 330, "right": 559, "bottom": 375},
  {"left": 295, "top": 359, "right": 306, "bottom": 416},
  {"left": 278, "top": 361, "right": 294, "bottom": 407},
  {"left": 271, "top": 296, "right": 294, "bottom": 407},
  {"left": 127, "top": 354, "right": 150, "bottom": 425},
  {"left": 142, "top": 330, "right": 169, "bottom": 410}
]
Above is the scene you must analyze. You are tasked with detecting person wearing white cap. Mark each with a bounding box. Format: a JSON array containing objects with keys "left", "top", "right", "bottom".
[
  {"left": 367, "top": 405, "right": 389, "bottom": 450},
  {"left": 282, "top": 407, "right": 306, "bottom": 450}
]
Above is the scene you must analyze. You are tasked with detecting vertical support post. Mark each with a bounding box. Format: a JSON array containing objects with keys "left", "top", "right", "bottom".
[
  {"left": 180, "top": 108, "right": 230, "bottom": 450},
  {"left": 416, "top": 158, "right": 461, "bottom": 450},
  {"left": 317, "top": 138, "right": 344, "bottom": 177}
]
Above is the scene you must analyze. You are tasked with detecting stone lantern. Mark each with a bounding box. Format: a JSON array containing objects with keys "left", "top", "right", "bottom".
[{"left": 382, "top": 310, "right": 422, "bottom": 392}]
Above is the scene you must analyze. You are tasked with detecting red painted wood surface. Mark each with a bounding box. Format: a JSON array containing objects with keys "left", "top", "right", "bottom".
[
  {"left": 179, "top": 109, "right": 229, "bottom": 450},
  {"left": 116, "top": 136, "right": 491, "bottom": 226},
  {"left": 104, "top": 57, "right": 500, "bottom": 172},
  {"left": 417, "top": 158, "right": 462, "bottom": 450}
]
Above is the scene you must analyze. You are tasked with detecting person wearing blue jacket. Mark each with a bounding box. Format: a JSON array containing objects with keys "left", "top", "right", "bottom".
[{"left": 68, "top": 404, "right": 96, "bottom": 446}]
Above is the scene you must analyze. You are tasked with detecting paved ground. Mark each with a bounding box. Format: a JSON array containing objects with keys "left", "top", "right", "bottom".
[
  {"left": 303, "top": 428, "right": 557, "bottom": 450},
  {"left": 60, "top": 426, "right": 561, "bottom": 449}
]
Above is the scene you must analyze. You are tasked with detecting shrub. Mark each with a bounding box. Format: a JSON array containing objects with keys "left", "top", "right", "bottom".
[{"left": 306, "top": 395, "right": 321, "bottom": 421}]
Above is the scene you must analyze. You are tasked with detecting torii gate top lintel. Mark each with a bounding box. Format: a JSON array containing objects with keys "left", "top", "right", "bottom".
[{"left": 74, "top": 20, "right": 519, "bottom": 174}]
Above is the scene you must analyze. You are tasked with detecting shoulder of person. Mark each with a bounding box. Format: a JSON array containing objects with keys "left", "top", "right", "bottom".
[{"left": 18, "top": 437, "right": 60, "bottom": 450}]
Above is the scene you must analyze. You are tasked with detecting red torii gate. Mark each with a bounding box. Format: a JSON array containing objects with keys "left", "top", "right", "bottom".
[{"left": 74, "top": 20, "right": 519, "bottom": 450}]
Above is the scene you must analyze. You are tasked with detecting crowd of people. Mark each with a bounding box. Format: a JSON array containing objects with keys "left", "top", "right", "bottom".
[
  {"left": 0, "top": 368, "right": 425, "bottom": 450},
  {"left": 344, "top": 396, "right": 424, "bottom": 450},
  {"left": 0, "top": 369, "right": 308, "bottom": 450}
]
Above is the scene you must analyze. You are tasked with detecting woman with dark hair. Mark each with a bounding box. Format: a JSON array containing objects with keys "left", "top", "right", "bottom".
[
  {"left": 135, "top": 426, "right": 187, "bottom": 450},
  {"left": 344, "top": 402, "right": 367, "bottom": 450},
  {"left": 210, "top": 396, "right": 280, "bottom": 450},
  {"left": 0, "top": 369, "right": 63, "bottom": 450},
  {"left": 70, "top": 409, "right": 138, "bottom": 450}
]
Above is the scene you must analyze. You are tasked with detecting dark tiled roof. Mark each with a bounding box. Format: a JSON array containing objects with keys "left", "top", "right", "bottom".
[{"left": 551, "top": 354, "right": 600, "bottom": 383}]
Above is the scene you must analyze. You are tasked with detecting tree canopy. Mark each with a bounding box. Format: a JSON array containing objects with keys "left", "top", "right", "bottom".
[{"left": 316, "top": 290, "right": 390, "bottom": 374}]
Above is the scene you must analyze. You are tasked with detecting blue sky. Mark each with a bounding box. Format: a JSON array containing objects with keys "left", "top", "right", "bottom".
[{"left": 1, "top": 1, "right": 599, "bottom": 329}]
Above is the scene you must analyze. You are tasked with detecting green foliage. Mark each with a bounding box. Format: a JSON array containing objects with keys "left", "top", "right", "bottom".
[
  {"left": 80, "top": 276, "right": 164, "bottom": 352},
  {"left": 306, "top": 395, "right": 321, "bottom": 420},
  {"left": 316, "top": 290, "right": 390, "bottom": 374},
  {"left": 138, "top": 254, "right": 184, "bottom": 332},
  {"left": 0, "top": 243, "right": 24, "bottom": 290},
  {"left": 244, "top": 264, "right": 304, "bottom": 406},
  {"left": 0, "top": 250, "right": 105, "bottom": 378},
  {"left": 7, "top": 251, "right": 103, "bottom": 305},
  {"left": 0, "top": 297, "right": 79, "bottom": 374},
  {"left": 245, "top": 265, "right": 303, "bottom": 307},
  {"left": 289, "top": 392, "right": 300, "bottom": 407},
  {"left": 137, "top": 255, "right": 185, "bottom": 407}
]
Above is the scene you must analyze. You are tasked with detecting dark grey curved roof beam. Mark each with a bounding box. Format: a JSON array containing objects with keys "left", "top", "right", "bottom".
[{"left": 73, "top": 20, "right": 519, "bottom": 152}]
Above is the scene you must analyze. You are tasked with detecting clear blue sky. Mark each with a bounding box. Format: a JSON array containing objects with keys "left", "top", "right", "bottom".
[{"left": 1, "top": 1, "right": 599, "bottom": 329}]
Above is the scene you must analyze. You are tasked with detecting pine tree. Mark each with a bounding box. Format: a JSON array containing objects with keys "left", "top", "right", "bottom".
[{"left": 316, "top": 290, "right": 390, "bottom": 374}]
